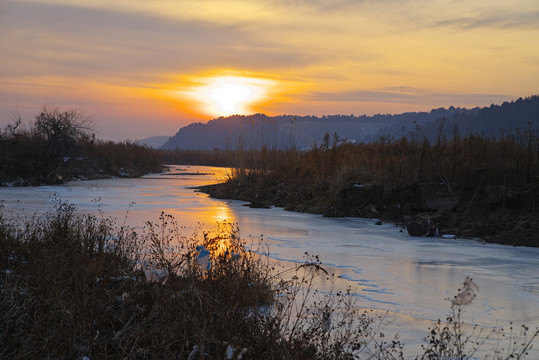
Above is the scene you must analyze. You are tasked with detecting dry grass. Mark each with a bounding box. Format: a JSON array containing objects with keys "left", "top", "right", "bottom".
[
  {"left": 1, "top": 204, "right": 537, "bottom": 359},
  {"left": 420, "top": 277, "right": 539, "bottom": 360},
  {"left": 0, "top": 204, "right": 402, "bottom": 359},
  {"left": 227, "top": 124, "right": 538, "bottom": 190},
  {"left": 206, "top": 125, "right": 539, "bottom": 239},
  {"left": 162, "top": 124, "right": 539, "bottom": 211}
]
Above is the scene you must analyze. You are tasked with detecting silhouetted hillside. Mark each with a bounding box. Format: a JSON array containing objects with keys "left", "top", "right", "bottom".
[
  {"left": 136, "top": 135, "right": 169, "bottom": 148},
  {"left": 161, "top": 96, "right": 538, "bottom": 150},
  {"left": 388, "top": 95, "right": 539, "bottom": 142}
]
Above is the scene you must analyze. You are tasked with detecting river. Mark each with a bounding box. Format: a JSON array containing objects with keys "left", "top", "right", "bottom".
[{"left": 1, "top": 165, "right": 538, "bottom": 356}]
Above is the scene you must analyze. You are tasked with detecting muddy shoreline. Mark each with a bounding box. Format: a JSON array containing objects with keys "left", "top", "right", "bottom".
[{"left": 199, "top": 179, "right": 539, "bottom": 248}]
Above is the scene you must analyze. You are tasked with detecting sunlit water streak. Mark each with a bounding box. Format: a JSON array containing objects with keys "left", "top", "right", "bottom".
[{"left": 1, "top": 165, "right": 538, "bottom": 356}]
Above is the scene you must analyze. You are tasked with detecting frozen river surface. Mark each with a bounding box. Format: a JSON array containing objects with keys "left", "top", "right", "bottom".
[{"left": 1, "top": 166, "right": 538, "bottom": 353}]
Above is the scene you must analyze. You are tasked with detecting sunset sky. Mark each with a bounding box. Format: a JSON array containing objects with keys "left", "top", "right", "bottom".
[{"left": 1, "top": 0, "right": 538, "bottom": 140}]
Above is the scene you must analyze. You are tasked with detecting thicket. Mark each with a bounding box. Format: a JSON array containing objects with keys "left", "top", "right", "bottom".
[
  {"left": 0, "top": 107, "right": 163, "bottom": 186},
  {"left": 1, "top": 205, "right": 537, "bottom": 359},
  {"left": 194, "top": 123, "right": 539, "bottom": 245},
  {"left": 161, "top": 149, "right": 234, "bottom": 167},
  {"left": 166, "top": 122, "right": 538, "bottom": 194},
  {"left": 225, "top": 122, "right": 539, "bottom": 191}
]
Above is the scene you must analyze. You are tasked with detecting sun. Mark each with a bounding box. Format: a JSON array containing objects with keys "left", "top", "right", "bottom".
[
  {"left": 209, "top": 82, "right": 251, "bottom": 114},
  {"left": 185, "top": 75, "right": 273, "bottom": 117}
]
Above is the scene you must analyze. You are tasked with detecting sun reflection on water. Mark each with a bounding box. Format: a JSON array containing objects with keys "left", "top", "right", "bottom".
[
  {"left": 214, "top": 205, "right": 232, "bottom": 222},
  {"left": 202, "top": 220, "right": 242, "bottom": 258}
]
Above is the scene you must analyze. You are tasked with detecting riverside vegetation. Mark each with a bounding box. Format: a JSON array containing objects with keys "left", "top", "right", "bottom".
[
  {"left": 0, "top": 107, "right": 163, "bottom": 186},
  {"left": 1, "top": 106, "right": 537, "bottom": 357},
  {"left": 195, "top": 122, "right": 539, "bottom": 247},
  {"left": 1, "top": 203, "right": 537, "bottom": 359}
]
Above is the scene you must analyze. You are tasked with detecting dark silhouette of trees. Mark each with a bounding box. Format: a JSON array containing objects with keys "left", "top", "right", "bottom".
[
  {"left": 33, "top": 107, "right": 95, "bottom": 175},
  {"left": 1, "top": 107, "right": 162, "bottom": 185}
]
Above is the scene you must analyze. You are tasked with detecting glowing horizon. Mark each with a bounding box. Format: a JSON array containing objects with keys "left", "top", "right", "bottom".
[
  {"left": 0, "top": 0, "right": 538, "bottom": 140},
  {"left": 178, "top": 74, "right": 278, "bottom": 118}
]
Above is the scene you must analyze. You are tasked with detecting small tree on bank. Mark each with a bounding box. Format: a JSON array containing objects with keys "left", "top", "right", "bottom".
[
  {"left": 0, "top": 106, "right": 162, "bottom": 185},
  {"left": 33, "top": 106, "right": 95, "bottom": 176}
]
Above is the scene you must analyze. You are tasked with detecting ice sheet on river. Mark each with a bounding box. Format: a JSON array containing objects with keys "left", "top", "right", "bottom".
[{"left": 1, "top": 165, "right": 538, "bottom": 351}]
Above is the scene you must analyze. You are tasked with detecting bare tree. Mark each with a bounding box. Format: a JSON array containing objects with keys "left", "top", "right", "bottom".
[
  {"left": 34, "top": 106, "right": 94, "bottom": 165},
  {"left": 34, "top": 106, "right": 93, "bottom": 143}
]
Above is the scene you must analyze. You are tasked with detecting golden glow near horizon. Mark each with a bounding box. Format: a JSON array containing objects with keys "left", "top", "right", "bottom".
[
  {"left": 181, "top": 75, "right": 277, "bottom": 117},
  {"left": 0, "top": 0, "right": 538, "bottom": 140},
  {"left": 210, "top": 83, "right": 251, "bottom": 114}
]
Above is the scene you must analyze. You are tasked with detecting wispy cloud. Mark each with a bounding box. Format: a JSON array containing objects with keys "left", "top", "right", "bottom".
[
  {"left": 305, "top": 89, "right": 418, "bottom": 103},
  {"left": 0, "top": 0, "right": 537, "bottom": 140},
  {"left": 303, "top": 87, "right": 511, "bottom": 107},
  {"left": 432, "top": 10, "right": 539, "bottom": 30},
  {"left": 0, "top": 1, "right": 312, "bottom": 82}
]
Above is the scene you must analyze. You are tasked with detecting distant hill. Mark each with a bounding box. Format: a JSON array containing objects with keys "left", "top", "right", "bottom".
[
  {"left": 400, "top": 96, "right": 539, "bottom": 142},
  {"left": 161, "top": 96, "right": 539, "bottom": 150},
  {"left": 137, "top": 136, "right": 169, "bottom": 148}
]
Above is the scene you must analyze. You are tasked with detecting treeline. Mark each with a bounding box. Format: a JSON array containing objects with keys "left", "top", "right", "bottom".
[
  {"left": 0, "top": 107, "right": 163, "bottom": 186},
  {"left": 160, "top": 110, "right": 454, "bottom": 151},
  {"left": 161, "top": 96, "right": 539, "bottom": 151},
  {"left": 160, "top": 149, "right": 234, "bottom": 167}
]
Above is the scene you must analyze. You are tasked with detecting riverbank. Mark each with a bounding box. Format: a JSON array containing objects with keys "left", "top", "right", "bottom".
[
  {"left": 196, "top": 131, "right": 539, "bottom": 250},
  {"left": 199, "top": 177, "right": 539, "bottom": 247},
  {"left": 0, "top": 146, "right": 164, "bottom": 187}
]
